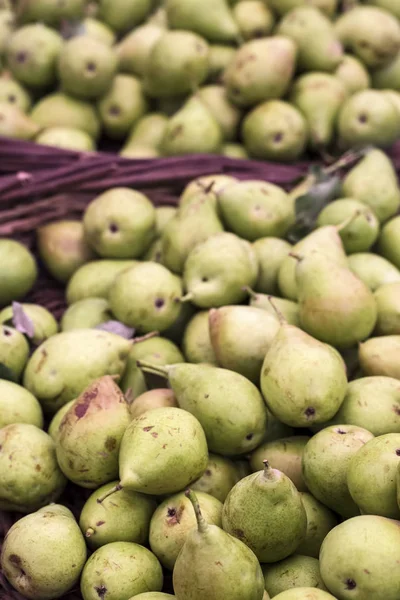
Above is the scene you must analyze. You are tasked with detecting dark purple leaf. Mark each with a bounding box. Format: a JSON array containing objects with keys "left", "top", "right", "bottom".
[
  {"left": 95, "top": 321, "right": 135, "bottom": 339},
  {"left": 12, "top": 302, "right": 35, "bottom": 339}
]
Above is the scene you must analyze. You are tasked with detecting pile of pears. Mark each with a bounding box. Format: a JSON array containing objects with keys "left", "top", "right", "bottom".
[
  {"left": 3, "top": 0, "right": 400, "bottom": 159},
  {"left": 1, "top": 155, "right": 400, "bottom": 600}
]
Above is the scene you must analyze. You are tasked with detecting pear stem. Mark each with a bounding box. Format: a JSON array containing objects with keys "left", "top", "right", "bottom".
[
  {"left": 85, "top": 528, "right": 95, "bottom": 538},
  {"left": 185, "top": 489, "right": 208, "bottom": 534},
  {"left": 242, "top": 286, "right": 258, "bottom": 300},
  {"left": 96, "top": 483, "right": 123, "bottom": 504},
  {"left": 136, "top": 360, "right": 169, "bottom": 379},
  {"left": 263, "top": 460, "right": 273, "bottom": 479},
  {"left": 180, "top": 293, "right": 194, "bottom": 303},
  {"left": 337, "top": 210, "right": 362, "bottom": 233},
  {"left": 322, "top": 147, "right": 368, "bottom": 176},
  {"left": 267, "top": 296, "right": 286, "bottom": 325},
  {"left": 133, "top": 331, "right": 160, "bottom": 344}
]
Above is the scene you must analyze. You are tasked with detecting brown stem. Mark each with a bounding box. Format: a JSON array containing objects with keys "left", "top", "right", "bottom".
[{"left": 96, "top": 483, "right": 123, "bottom": 504}]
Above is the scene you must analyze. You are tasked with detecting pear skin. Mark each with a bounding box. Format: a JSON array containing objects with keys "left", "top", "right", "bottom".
[
  {"left": 165, "top": 0, "right": 239, "bottom": 43},
  {"left": 182, "top": 310, "right": 218, "bottom": 365},
  {"left": 374, "top": 282, "right": 400, "bottom": 335},
  {"left": 347, "top": 253, "right": 400, "bottom": 291},
  {"left": 359, "top": 335, "right": 400, "bottom": 379},
  {"left": 0, "top": 379, "right": 43, "bottom": 429},
  {"left": 297, "top": 492, "right": 338, "bottom": 559},
  {"left": 378, "top": 215, "right": 400, "bottom": 268},
  {"left": 262, "top": 555, "right": 327, "bottom": 597}
]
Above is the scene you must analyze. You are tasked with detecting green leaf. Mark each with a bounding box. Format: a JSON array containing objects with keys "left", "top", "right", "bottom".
[{"left": 0, "top": 363, "right": 17, "bottom": 383}]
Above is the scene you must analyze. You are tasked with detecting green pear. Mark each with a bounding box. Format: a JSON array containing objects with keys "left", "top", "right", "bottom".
[
  {"left": 47, "top": 399, "right": 74, "bottom": 441},
  {"left": 122, "top": 113, "right": 168, "bottom": 155},
  {"left": 224, "top": 37, "right": 297, "bottom": 107},
  {"left": 0, "top": 9, "right": 14, "bottom": 56},
  {"left": 233, "top": 0, "right": 275, "bottom": 40},
  {"left": 319, "top": 515, "right": 400, "bottom": 600},
  {"left": 83, "top": 17, "right": 116, "bottom": 47},
  {"left": 250, "top": 436, "right": 310, "bottom": 492},
  {"left": 383, "top": 89, "right": 400, "bottom": 117},
  {"left": 277, "top": 6, "right": 343, "bottom": 72},
  {"left": 268, "top": 0, "right": 338, "bottom": 16},
  {"left": 80, "top": 542, "right": 163, "bottom": 600},
  {"left": 180, "top": 173, "right": 237, "bottom": 210},
  {"left": 252, "top": 238, "right": 292, "bottom": 295},
  {"left": 97, "top": 75, "right": 148, "bottom": 140},
  {"left": 66, "top": 260, "right": 137, "bottom": 304},
  {"left": 23, "top": 329, "right": 131, "bottom": 414},
  {"left": 155, "top": 207, "right": 178, "bottom": 236},
  {"left": 0, "top": 324, "right": 29, "bottom": 380},
  {"left": 296, "top": 252, "right": 378, "bottom": 348},
  {"left": 242, "top": 99, "right": 308, "bottom": 162},
  {"left": 149, "top": 490, "right": 222, "bottom": 569},
  {"left": 0, "top": 239, "right": 37, "bottom": 306},
  {"left": 83, "top": 187, "right": 156, "bottom": 259},
  {"left": 359, "top": 335, "right": 400, "bottom": 379},
  {"left": 335, "top": 6, "right": 400, "bottom": 68},
  {"left": 302, "top": 425, "right": 374, "bottom": 518},
  {"left": 375, "top": 282, "right": 400, "bottom": 335},
  {"left": 98, "top": 0, "right": 153, "bottom": 33},
  {"left": 263, "top": 555, "right": 327, "bottom": 598},
  {"left": 260, "top": 321, "right": 348, "bottom": 427},
  {"left": 144, "top": 31, "right": 209, "bottom": 98},
  {"left": 218, "top": 180, "right": 295, "bottom": 240},
  {"left": 0, "top": 302, "right": 58, "bottom": 345},
  {"left": 1, "top": 505, "right": 87, "bottom": 600},
  {"left": 337, "top": 90, "right": 400, "bottom": 150},
  {"left": 79, "top": 480, "right": 157, "bottom": 549},
  {"left": 208, "top": 305, "right": 280, "bottom": 382},
  {"left": 36, "top": 127, "right": 95, "bottom": 151},
  {"left": 31, "top": 93, "right": 101, "bottom": 140},
  {"left": 6, "top": 24, "right": 62, "bottom": 88},
  {"left": 141, "top": 237, "right": 164, "bottom": 264},
  {"left": 58, "top": 36, "right": 118, "bottom": 100},
  {"left": 335, "top": 54, "right": 371, "bottom": 95},
  {"left": 173, "top": 490, "right": 265, "bottom": 600},
  {"left": 0, "top": 101, "right": 39, "bottom": 139},
  {"left": 397, "top": 463, "right": 400, "bottom": 509},
  {"left": 109, "top": 262, "right": 182, "bottom": 333},
  {"left": 0, "top": 379, "right": 43, "bottom": 428},
  {"left": 130, "top": 389, "right": 178, "bottom": 419},
  {"left": 133, "top": 595, "right": 174, "bottom": 599},
  {"left": 222, "top": 462, "right": 307, "bottom": 562},
  {"left": 197, "top": 85, "right": 241, "bottom": 141},
  {"left": 0, "top": 423, "right": 66, "bottom": 512},
  {"left": 296, "top": 492, "right": 338, "bottom": 559},
  {"left": 316, "top": 199, "right": 379, "bottom": 254},
  {"left": 0, "top": 76, "right": 32, "bottom": 112},
  {"left": 347, "top": 253, "right": 400, "bottom": 291},
  {"left": 365, "top": 0, "right": 400, "bottom": 18},
  {"left": 183, "top": 232, "right": 258, "bottom": 308},
  {"left": 137, "top": 362, "right": 267, "bottom": 456},
  {"left": 347, "top": 433, "right": 400, "bottom": 518},
  {"left": 248, "top": 290, "right": 300, "bottom": 326},
  {"left": 378, "top": 215, "right": 400, "bottom": 268},
  {"left": 182, "top": 310, "right": 218, "bottom": 365},
  {"left": 60, "top": 298, "right": 113, "bottom": 331},
  {"left": 165, "top": 0, "right": 239, "bottom": 43},
  {"left": 290, "top": 73, "right": 348, "bottom": 148},
  {"left": 17, "top": 0, "right": 85, "bottom": 25},
  {"left": 191, "top": 453, "right": 240, "bottom": 501},
  {"left": 161, "top": 96, "right": 223, "bottom": 155},
  {"left": 208, "top": 44, "right": 236, "bottom": 82},
  {"left": 56, "top": 376, "right": 131, "bottom": 488},
  {"left": 116, "top": 23, "right": 164, "bottom": 77},
  {"left": 371, "top": 49, "right": 400, "bottom": 90},
  {"left": 222, "top": 142, "right": 249, "bottom": 158},
  {"left": 272, "top": 590, "right": 337, "bottom": 600}
]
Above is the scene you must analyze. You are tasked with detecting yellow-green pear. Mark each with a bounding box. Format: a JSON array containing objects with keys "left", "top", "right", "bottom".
[
  {"left": 0, "top": 239, "right": 37, "bottom": 306},
  {"left": 0, "top": 379, "right": 43, "bottom": 428},
  {"left": 335, "top": 54, "right": 371, "bottom": 95},
  {"left": 0, "top": 101, "right": 39, "bottom": 139},
  {"left": 272, "top": 589, "right": 337, "bottom": 599},
  {"left": 372, "top": 50, "right": 400, "bottom": 90},
  {"left": 262, "top": 555, "right": 327, "bottom": 598},
  {"left": 83, "top": 17, "right": 116, "bottom": 47},
  {"left": 122, "top": 113, "right": 168, "bottom": 155},
  {"left": 130, "top": 389, "right": 178, "bottom": 419},
  {"left": 116, "top": 23, "right": 164, "bottom": 77},
  {"left": 97, "top": 75, "right": 148, "bottom": 140},
  {"left": 247, "top": 290, "right": 300, "bottom": 326},
  {"left": 165, "top": 0, "right": 239, "bottom": 43},
  {"left": 374, "top": 282, "right": 400, "bottom": 335},
  {"left": 182, "top": 310, "right": 218, "bottom": 365},
  {"left": 378, "top": 215, "right": 400, "bottom": 268},
  {"left": 66, "top": 260, "right": 137, "bottom": 304},
  {"left": 252, "top": 237, "right": 292, "bottom": 295},
  {"left": 359, "top": 335, "right": 400, "bottom": 379},
  {"left": 347, "top": 253, "right": 400, "bottom": 291},
  {"left": 0, "top": 76, "right": 32, "bottom": 112},
  {"left": 17, "top": 0, "right": 86, "bottom": 25},
  {"left": 98, "top": 0, "right": 153, "bottom": 33},
  {"left": 268, "top": 0, "right": 338, "bottom": 17},
  {"left": 36, "top": 127, "right": 95, "bottom": 151},
  {"left": 31, "top": 93, "right": 101, "bottom": 140},
  {"left": 0, "top": 302, "right": 58, "bottom": 345},
  {"left": 197, "top": 84, "right": 241, "bottom": 141},
  {"left": 47, "top": 399, "right": 75, "bottom": 441},
  {"left": 208, "top": 44, "right": 236, "bottom": 82},
  {"left": 191, "top": 453, "right": 240, "bottom": 501},
  {"left": 60, "top": 298, "right": 112, "bottom": 331},
  {"left": 297, "top": 492, "right": 338, "bottom": 559},
  {"left": 0, "top": 324, "right": 29, "bottom": 381},
  {"left": 232, "top": 1, "right": 275, "bottom": 40}
]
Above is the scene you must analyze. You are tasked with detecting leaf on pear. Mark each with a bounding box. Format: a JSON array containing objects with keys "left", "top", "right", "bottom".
[
  {"left": 95, "top": 320, "right": 135, "bottom": 339},
  {"left": 12, "top": 302, "right": 35, "bottom": 339}
]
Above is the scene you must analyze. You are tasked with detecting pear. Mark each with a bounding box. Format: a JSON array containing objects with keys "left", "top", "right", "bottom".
[
  {"left": 161, "top": 96, "right": 223, "bottom": 155},
  {"left": 335, "top": 54, "right": 371, "bottom": 95},
  {"left": 224, "top": 37, "right": 297, "bottom": 107},
  {"left": 233, "top": 1, "right": 275, "bottom": 40},
  {"left": 218, "top": 180, "right": 295, "bottom": 240},
  {"left": 61, "top": 298, "right": 112, "bottom": 331},
  {"left": 347, "top": 253, "right": 400, "bottom": 291},
  {"left": 347, "top": 433, "right": 400, "bottom": 518},
  {"left": 302, "top": 425, "right": 374, "bottom": 518},
  {"left": 137, "top": 362, "right": 267, "bottom": 456},
  {"left": 0, "top": 9, "right": 13, "bottom": 56},
  {"left": 80, "top": 542, "right": 163, "bottom": 600},
  {"left": 197, "top": 85, "right": 241, "bottom": 141},
  {"left": 316, "top": 199, "right": 379, "bottom": 254},
  {"left": 58, "top": 36, "right": 118, "bottom": 100},
  {"left": 173, "top": 490, "right": 265, "bottom": 600},
  {"left": 48, "top": 399, "right": 74, "bottom": 441},
  {"left": 116, "top": 23, "right": 164, "bottom": 77},
  {"left": 0, "top": 239, "right": 37, "bottom": 306},
  {"left": 122, "top": 113, "right": 168, "bottom": 155},
  {"left": 83, "top": 187, "right": 155, "bottom": 259},
  {"left": 130, "top": 389, "right": 178, "bottom": 419},
  {"left": 375, "top": 282, "right": 400, "bottom": 335},
  {"left": 378, "top": 215, "right": 400, "bottom": 268},
  {"left": 242, "top": 100, "right": 308, "bottom": 162},
  {"left": 180, "top": 174, "right": 236, "bottom": 210},
  {"left": 98, "top": 0, "right": 153, "bottom": 33},
  {"left": 0, "top": 324, "right": 29, "bottom": 380},
  {"left": 290, "top": 73, "right": 348, "bottom": 149},
  {"left": 144, "top": 31, "right": 209, "bottom": 98},
  {"left": 191, "top": 453, "right": 240, "bottom": 501},
  {"left": 56, "top": 376, "right": 131, "bottom": 488},
  {"left": 6, "top": 24, "right": 62, "bottom": 89},
  {"left": 149, "top": 490, "right": 222, "bottom": 569},
  {"left": 335, "top": 6, "right": 400, "bottom": 68},
  {"left": 165, "top": 0, "right": 239, "bottom": 43},
  {"left": 36, "top": 127, "right": 95, "bottom": 151},
  {"left": 222, "top": 462, "right": 307, "bottom": 562},
  {"left": 97, "top": 75, "right": 148, "bottom": 140},
  {"left": 183, "top": 232, "right": 258, "bottom": 308},
  {"left": 0, "top": 379, "right": 43, "bottom": 428},
  {"left": 0, "top": 76, "right": 32, "bottom": 112},
  {"left": 337, "top": 90, "right": 400, "bottom": 150},
  {"left": 359, "top": 335, "right": 400, "bottom": 379},
  {"left": 109, "top": 262, "right": 182, "bottom": 333},
  {"left": 319, "top": 515, "right": 400, "bottom": 600},
  {"left": 248, "top": 290, "right": 300, "bottom": 326},
  {"left": 1, "top": 505, "right": 87, "bottom": 600},
  {"left": 79, "top": 480, "right": 157, "bottom": 549},
  {"left": 208, "top": 44, "right": 236, "bottom": 82},
  {"left": 398, "top": 463, "right": 400, "bottom": 509},
  {"left": 0, "top": 423, "right": 66, "bottom": 512},
  {"left": 66, "top": 260, "right": 137, "bottom": 304},
  {"left": 371, "top": 49, "right": 400, "bottom": 90},
  {"left": 0, "top": 102, "right": 39, "bottom": 139},
  {"left": 143, "top": 238, "right": 166, "bottom": 264},
  {"left": 250, "top": 436, "right": 310, "bottom": 492},
  {"left": 272, "top": 590, "right": 337, "bottom": 600},
  {"left": 222, "top": 143, "right": 249, "bottom": 158},
  {"left": 262, "top": 555, "right": 327, "bottom": 597},
  {"left": 17, "top": 0, "right": 86, "bottom": 25},
  {"left": 208, "top": 305, "right": 280, "bottom": 382},
  {"left": 155, "top": 207, "right": 178, "bottom": 236},
  {"left": 83, "top": 17, "right": 116, "bottom": 47},
  {"left": 0, "top": 303, "right": 58, "bottom": 345},
  {"left": 383, "top": 89, "right": 400, "bottom": 117},
  {"left": 278, "top": 225, "right": 347, "bottom": 301},
  {"left": 23, "top": 329, "right": 131, "bottom": 414},
  {"left": 277, "top": 6, "right": 343, "bottom": 72},
  {"left": 252, "top": 238, "right": 292, "bottom": 295},
  {"left": 366, "top": 0, "right": 400, "bottom": 18},
  {"left": 260, "top": 320, "right": 348, "bottom": 427},
  {"left": 297, "top": 492, "right": 338, "bottom": 559},
  {"left": 133, "top": 595, "right": 174, "bottom": 600},
  {"left": 182, "top": 310, "right": 218, "bottom": 365},
  {"left": 37, "top": 220, "right": 95, "bottom": 285},
  {"left": 296, "top": 252, "right": 378, "bottom": 348},
  {"left": 31, "top": 93, "right": 101, "bottom": 140},
  {"left": 268, "top": 0, "right": 338, "bottom": 16}
]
